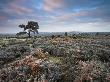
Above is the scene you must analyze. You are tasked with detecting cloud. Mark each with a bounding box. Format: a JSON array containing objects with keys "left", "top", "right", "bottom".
[
  {"left": 0, "top": 0, "right": 35, "bottom": 24},
  {"left": 0, "top": 0, "right": 110, "bottom": 33},
  {"left": 0, "top": 0, "right": 25, "bottom": 8},
  {"left": 43, "top": 0, "right": 64, "bottom": 11},
  {"left": 42, "top": 0, "right": 105, "bottom": 12},
  {"left": 3, "top": 0, "right": 34, "bottom": 15},
  {"left": 0, "top": 16, "right": 7, "bottom": 20},
  {"left": 38, "top": 21, "right": 110, "bottom": 32},
  {"left": 8, "top": 4, "right": 33, "bottom": 15},
  {"left": 53, "top": 6, "right": 110, "bottom": 24}
]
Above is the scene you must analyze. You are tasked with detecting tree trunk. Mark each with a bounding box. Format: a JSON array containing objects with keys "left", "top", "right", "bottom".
[{"left": 28, "top": 31, "right": 31, "bottom": 38}]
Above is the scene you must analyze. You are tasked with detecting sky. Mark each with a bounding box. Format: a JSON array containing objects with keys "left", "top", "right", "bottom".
[{"left": 0, "top": 0, "right": 110, "bottom": 33}]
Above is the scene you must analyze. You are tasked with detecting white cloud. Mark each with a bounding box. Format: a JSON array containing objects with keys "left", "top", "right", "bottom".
[{"left": 43, "top": 0, "right": 64, "bottom": 11}]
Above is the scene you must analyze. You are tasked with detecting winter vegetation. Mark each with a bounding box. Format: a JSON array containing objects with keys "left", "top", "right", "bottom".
[{"left": 0, "top": 33, "right": 110, "bottom": 82}]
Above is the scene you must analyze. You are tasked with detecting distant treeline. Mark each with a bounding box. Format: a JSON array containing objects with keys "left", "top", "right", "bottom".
[{"left": 0, "top": 32, "right": 110, "bottom": 38}]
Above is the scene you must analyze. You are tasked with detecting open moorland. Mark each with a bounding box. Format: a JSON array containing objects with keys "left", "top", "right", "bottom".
[{"left": 0, "top": 33, "right": 110, "bottom": 82}]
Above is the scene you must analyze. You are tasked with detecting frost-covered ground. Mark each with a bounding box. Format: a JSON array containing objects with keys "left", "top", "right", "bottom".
[{"left": 0, "top": 36, "right": 110, "bottom": 82}]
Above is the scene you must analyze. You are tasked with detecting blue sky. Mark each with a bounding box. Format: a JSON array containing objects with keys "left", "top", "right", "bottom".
[{"left": 0, "top": 0, "right": 110, "bottom": 33}]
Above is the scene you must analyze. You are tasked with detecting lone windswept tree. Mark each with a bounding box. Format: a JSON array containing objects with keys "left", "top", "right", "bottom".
[{"left": 18, "top": 21, "right": 39, "bottom": 38}]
